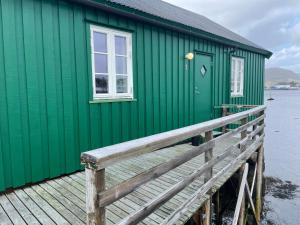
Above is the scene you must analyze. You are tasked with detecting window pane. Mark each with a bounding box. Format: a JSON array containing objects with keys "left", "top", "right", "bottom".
[
  {"left": 116, "top": 56, "right": 127, "bottom": 74},
  {"left": 231, "top": 59, "right": 236, "bottom": 93},
  {"left": 116, "top": 75, "right": 128, "bottom": 93},
  {"left": 237, "top": 72, "right": 241, "bottom": 82},
  {"left": 237, "top": 81, "right": 241, "bottom": 93},
  {"left": 94, "top": 54, "right": 108, "bottom": 73},
  {"left": 115, "top": 36, "right": 127, "bottom": 55},
  {"left": 93, "top": 32, "right": 107, "bottom": 53},
  {"left": 95, "top": 74, "right": 108, "bottom": 94}
]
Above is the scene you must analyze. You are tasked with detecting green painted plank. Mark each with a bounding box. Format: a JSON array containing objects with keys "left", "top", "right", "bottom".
[
  {"left": 144, "top": 25, "right": 154, "bottom": 135},
  {"left": 58, "top": 1, "right": 78, "bottom": 173},
  {"left": 178, "top": 34, "right": 184, "bottom": 128},
  {"left": 129, "top": 21, "right": 139, "bottom": 139},
  {"left": 52, "top": 0, "right": 66, "bottom": 175},
  {"left": 165, "top": 31, "right": 173, "bottom": 130},
  {"left": 14, "top": 0, "right": 31, "bottom": 183},
  {"left": 152, "top": 27, "right": 160, "bottom": 134},
  {"left": 34, "top": 0, "right": 51, "bottom": 179},
  {"left": 22, "top": 0, "right": 44, "bottom": 181},
  {"left": 172, "top": 32, "right": 179, "bottom": 129},
  {"left": 1, "top": 0, "right": 26, "bottom": 187},
  {"left": 136, "top": 24, "right": 146, "bottom": 137},
  {"left": 41, "top": 0, "right": 67, "bottom": 177},
  {"left": 0, "top": 0, "right": 12, "bottom": 190},
  {"left": 158, "top": 29, "right": 167, "bottom": 132}
]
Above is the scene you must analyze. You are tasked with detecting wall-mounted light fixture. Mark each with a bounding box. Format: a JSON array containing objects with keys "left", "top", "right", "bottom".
[{"left": 185, "top": 52, "right": 194, "bottom": 60}]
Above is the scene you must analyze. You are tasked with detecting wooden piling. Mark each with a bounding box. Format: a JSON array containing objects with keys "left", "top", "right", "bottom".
[
  {"left": 201, "top": 131, "right": 213, "bottom": 225},
  {"left": 238, "top": 117, "right": 248, "bottom": 225},
  {"left": 256, "top": 146, "right": 264, "bottom": 223},
  {"left": 214, "top": 190, "right": 222, "bottom": 225}
]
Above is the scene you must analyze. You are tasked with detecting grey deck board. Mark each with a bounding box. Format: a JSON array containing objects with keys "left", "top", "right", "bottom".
[
  {"left": 5, "top": 192, "right": 40, "bottom": 225},
  {"left": 14, "top": 189, "right": 56, "bottom": 225},
  {"left": 0, "top": 200, "right": 13, "bottom": 225},
  {"left": 0, "top": 195, "right": 27, "bottom": 225},
  {"left": 0, "top": 136, "right": 254, "bottom": 225}
]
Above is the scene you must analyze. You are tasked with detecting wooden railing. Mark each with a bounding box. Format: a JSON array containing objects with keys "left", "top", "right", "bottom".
[{"left": 81, "top": 105, "right": 266, "bottom": 225}]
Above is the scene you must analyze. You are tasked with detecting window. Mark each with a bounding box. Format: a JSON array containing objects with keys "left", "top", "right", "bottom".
[
  {"left": 231, "top": 57, "right": 244, "bottom": 97},
  {"left": 91, "top": 25, "right": 133, "bottom": 99}
]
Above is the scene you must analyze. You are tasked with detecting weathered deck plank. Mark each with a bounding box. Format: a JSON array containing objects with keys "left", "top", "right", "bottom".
[
  {"left": 0, "top": 136, "right": 255, "bottom": 225},
  {"left": 5, "top": 192, "right": 40, "bottom": 225}
]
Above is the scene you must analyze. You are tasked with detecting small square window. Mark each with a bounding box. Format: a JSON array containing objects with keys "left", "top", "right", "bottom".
[
  {"left": 91, "top": 25, "right": 133, "bottom": 99},
  {"left": 200, "top": 65, "right": 207, "bottom": 77}
]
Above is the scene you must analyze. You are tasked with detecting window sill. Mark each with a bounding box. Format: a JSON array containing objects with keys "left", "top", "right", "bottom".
[
  {"left": 89, "top": 98, "right": 137, "bottom": 104},
  {"left": 231, "top": 95, "right": 244, "bottom": 98}
]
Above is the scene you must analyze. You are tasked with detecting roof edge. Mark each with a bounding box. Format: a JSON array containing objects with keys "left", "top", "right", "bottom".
[{"left": 71, "top": 0, "right": 273, "bottom": 58}]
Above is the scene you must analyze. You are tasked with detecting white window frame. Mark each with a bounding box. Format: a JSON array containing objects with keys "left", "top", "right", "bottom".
[
  {"left": 230, "top": 57, "right": 244, "bottom": 97},
  {"left": 90, "top": 25, "right": 133, "bottom": 100}
]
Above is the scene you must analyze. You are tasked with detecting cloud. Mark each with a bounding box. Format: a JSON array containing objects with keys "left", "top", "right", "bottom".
[
  {"left": 164, "top": 0, "right": 300, "bottom": 72},
  {"left": 266, "top": 45, "right": 300, "bottom": 72}
]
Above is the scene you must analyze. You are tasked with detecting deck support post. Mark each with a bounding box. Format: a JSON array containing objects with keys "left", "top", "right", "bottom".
[
  {"left": 256, "top": 146, "right": 264, "bottom": 223},
  {"left": 238, "top": 117, "right": 248, "bottom": 225},
  {"left": 214, "top": 190, "right": 222, "bottom": 225},
  {"left": 86, "top": 167, "right": 106, "bottom": 225},
  {"left": 200, "top": 130, "right": 213, "bottom": 225},
  {"left": 238, "top": 165, "right": 246, "bottom": 225}
]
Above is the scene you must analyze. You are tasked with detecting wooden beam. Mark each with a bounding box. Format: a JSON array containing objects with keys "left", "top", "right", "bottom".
[
  {"left": 245, "top": 182, "right": 259, "bottom": 224},
  {"left": 215, "top": 115, "right": 264, "bottom": 143},
  {"left": 81, "top": 106, "right": 266, "bottom": 169},
  {"left": 98, "top": 141, "right": 215, "bottom": 207},
  {"left": 232, "top": 164, "right": 249, "bottom": 225},
  {"left": 251, "top": 163, "right": 258, "bottom": 196},
  {"left": 85, "top": 168, "right": 105, "bottom": 225}
]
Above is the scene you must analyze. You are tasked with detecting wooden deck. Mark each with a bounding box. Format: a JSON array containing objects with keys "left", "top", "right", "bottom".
[{"left": 0, "top": 135, "right": 257, "bottom": 225}]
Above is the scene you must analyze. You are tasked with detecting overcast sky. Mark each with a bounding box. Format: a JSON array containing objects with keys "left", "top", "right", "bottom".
[{"left": 164, "top": 0, "right": 300, "bottom": 73}]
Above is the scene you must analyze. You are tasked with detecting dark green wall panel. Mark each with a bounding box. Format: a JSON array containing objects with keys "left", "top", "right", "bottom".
[{"left": 0, "top": 0, "right": 266, "bottom": 191}]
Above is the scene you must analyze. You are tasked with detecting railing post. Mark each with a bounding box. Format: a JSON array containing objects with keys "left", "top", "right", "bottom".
[
  {"left": 86, "top": 167, "right": 106, "bottom": 225},
  {"left": 222, "top": 106, "right": 228, "bottom": 133},
  {"left": 253, "top": 110, "right": 264, "bottom": 140},
  {"left": 238, "top": 117, "right": 248, "bottom": 225},
  {"left": 201, "top": 130, "right": 213, "bottom": 225}
]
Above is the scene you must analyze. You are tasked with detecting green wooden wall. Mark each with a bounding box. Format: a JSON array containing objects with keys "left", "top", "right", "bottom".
[{"left": 0, "top": 0, "right": 266, "bottom": 191}]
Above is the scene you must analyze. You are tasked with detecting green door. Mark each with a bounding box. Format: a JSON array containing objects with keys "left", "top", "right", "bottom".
[{"left": 194, "top": 53, "right": 213, "bottom": 123}]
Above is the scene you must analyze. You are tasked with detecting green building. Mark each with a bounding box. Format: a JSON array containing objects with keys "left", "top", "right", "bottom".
[{"left": 0, "top": 0, "right": 272, "bottom": 191}]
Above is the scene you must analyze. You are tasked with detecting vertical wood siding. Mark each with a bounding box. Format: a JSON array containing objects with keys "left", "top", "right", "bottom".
[{"left": 0, "top": 0, "right": 266, "bottom": 191}]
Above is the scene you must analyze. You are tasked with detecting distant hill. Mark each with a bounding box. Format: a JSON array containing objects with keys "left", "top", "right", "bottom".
[{"left": 265, "top": 67, "right": 300, "bottom": 87}]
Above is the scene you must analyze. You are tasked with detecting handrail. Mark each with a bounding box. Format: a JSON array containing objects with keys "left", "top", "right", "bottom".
[
  {"left": 81, "top": 105, "right": 266, "bottom": 170},
  {"left": 214, "top": 104, "right": 258, "bottom": 109},
  {"left": 81, "top": 105, "right": 266, "bottom": 225}
]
